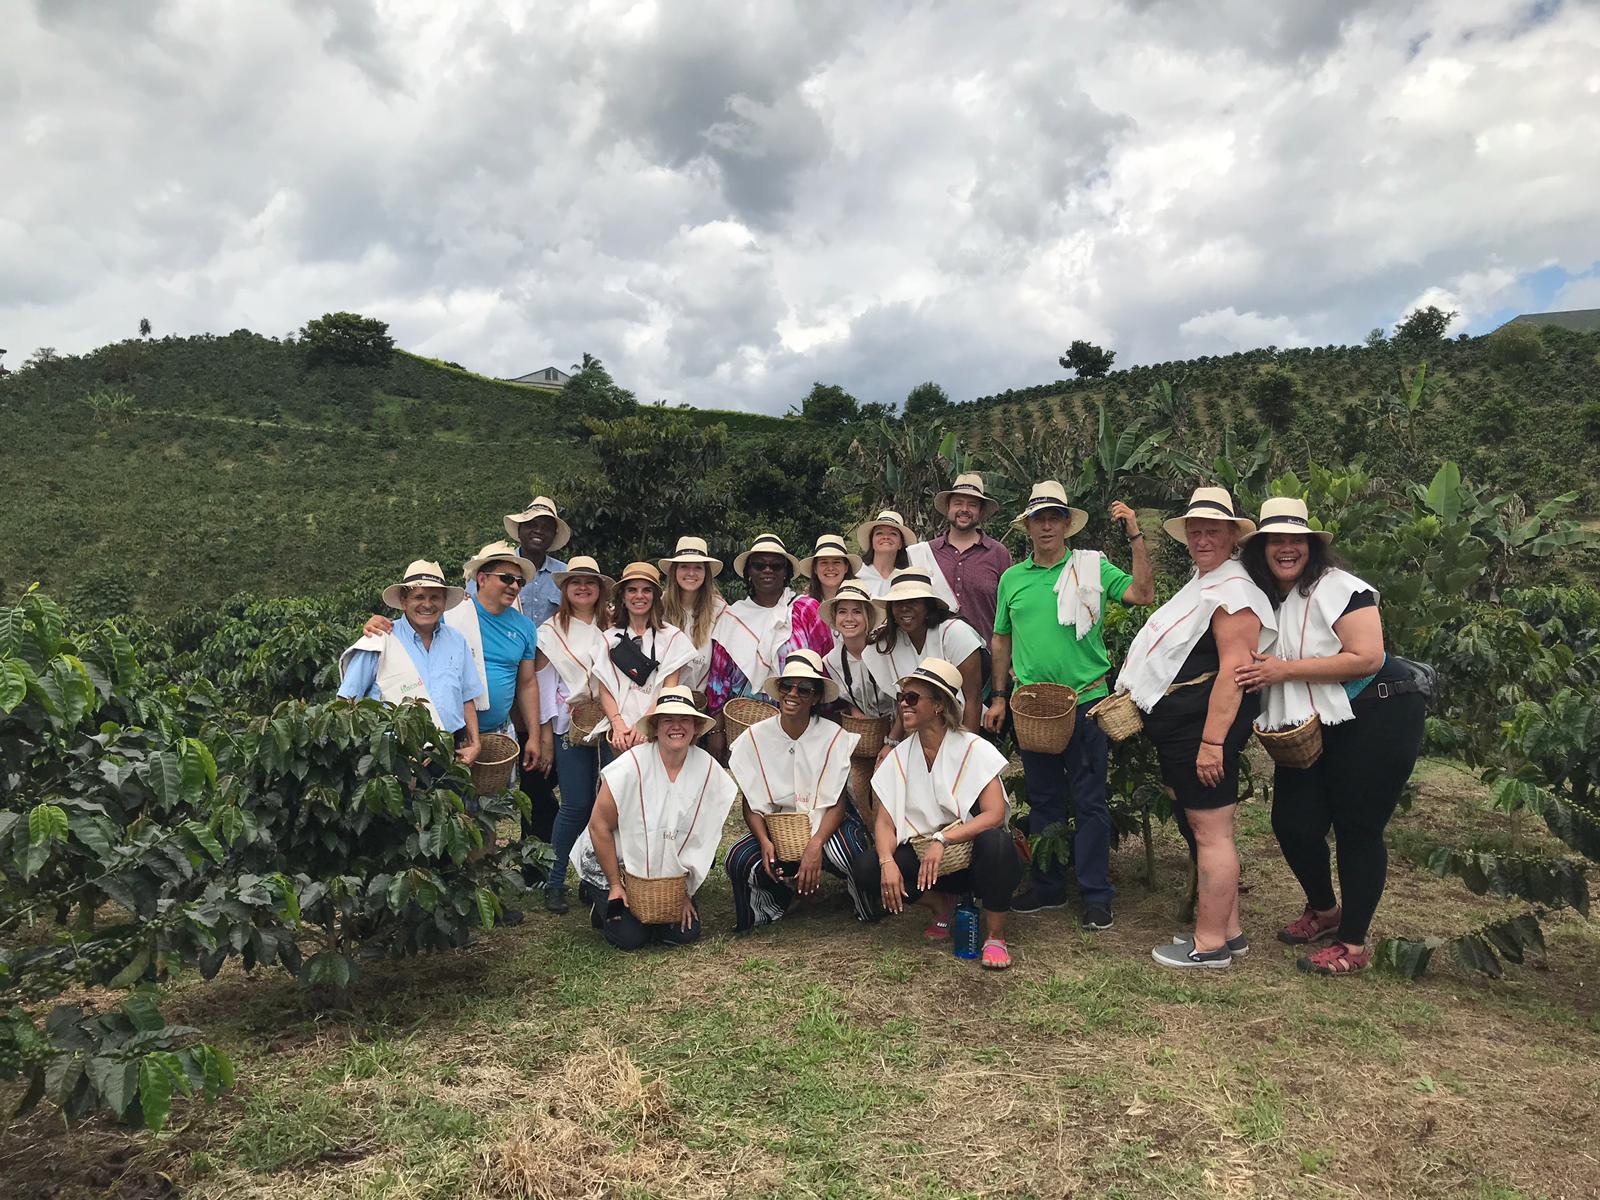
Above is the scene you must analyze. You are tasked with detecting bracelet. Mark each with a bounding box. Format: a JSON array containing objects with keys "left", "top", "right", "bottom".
[
  {"left": 1202, "top": 738, "right": 1223, "bottom": 747},
  {"left": 1129, "top": 531, "right": 1145, "bottom": 541},
  {"left": 992, "top": 690, "right": 1010, "bottom": 700},
  {"left": 879, "top": 857, "right": 895, "bottom": 866}
]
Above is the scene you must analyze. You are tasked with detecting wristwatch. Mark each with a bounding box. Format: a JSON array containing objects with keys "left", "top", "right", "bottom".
[{"left": 931, "top": 830, "right": 948, "bottom": 847}]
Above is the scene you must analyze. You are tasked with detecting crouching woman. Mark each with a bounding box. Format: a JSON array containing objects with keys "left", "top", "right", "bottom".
[
  {"left": 573, "top": 688, "right": 737, "bottom": 950},
  {"left": 848, "top": 658, "right": 1022, "bottom": 969}
]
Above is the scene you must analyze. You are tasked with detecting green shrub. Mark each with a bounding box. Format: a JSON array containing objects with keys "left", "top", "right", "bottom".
[{"left": 1485, "top": 323, "right": 1545, "bottom": 367}]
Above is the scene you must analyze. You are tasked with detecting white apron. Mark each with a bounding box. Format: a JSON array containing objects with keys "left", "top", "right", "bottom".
[
  {"left": 823, "top": 641, "right": 895, "bottom": 718},
  {"left": 861, "top": 618, "right": 983, "bottom": 698},
  {"left": 729, "top": 716, "right": 858, "bottom": 836},
  {"left": 537, "top": 614, "right": 604, "bottom": 736},
  {"left": 588, "top": 623, "right": 697, "bottom": 740},
  {"left": 712, "top": 592, "right": 795, "bottom": 689},
  {"left": 338, "top": 633, "right": 443, "bottom": 727},
  {"left": 1256, "top": 568, "right": 1374, "bottom": 731},
  {"left": 871, "top": 729, "right": 1008, "bottom": 844}
]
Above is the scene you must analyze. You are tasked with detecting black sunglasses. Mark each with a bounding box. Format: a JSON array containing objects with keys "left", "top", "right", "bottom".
[
  {"left": 748, "top": 558, "right": 788, "bottom": 572},
  {"left": 488, "top": 572, "right": 525, "bottom": 588},
  {"left": 896, "top": 691, "right": 926, "bottom": 707},
  {"left": 778, "top": 680, "right": 821, "bottom": 697}
]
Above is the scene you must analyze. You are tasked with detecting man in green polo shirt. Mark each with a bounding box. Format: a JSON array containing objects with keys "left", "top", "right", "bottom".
[{"left": 983, "top": 480, "right": 1153, "bottom": 930}]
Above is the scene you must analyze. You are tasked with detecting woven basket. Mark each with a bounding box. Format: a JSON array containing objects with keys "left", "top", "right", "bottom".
[
  {"left": 849, "top": 759, "right": 876, "bottom": 827},
  {"left": 1011, "top": 682, "right": 1079, "bottom": 754},
  {"left": 723, "top": 696, "right": 778, "bottom": 745},
  {"left": 765, "top": 810, "right": 814, "bottom": 861},
  {"left": 911, "top": 829, "right": 974, "bottom": 877},
  {"left": 567, "top": 698, "right": 605, "bottom": 743},
  {"left": 840, "top": 713, "right": 892, "bottom": 759},
  {"left": 1087, "top": 690, "right": 1144, "bottom": 743},
  {"left": 1255, "top": 715, "right": 1324, "bottom": 769},
  {"left": 470, "top": 732, "right": 519, "bottom": 794},
  {"left": 623, "top": 871, "right": 688, "bottom": 925}
]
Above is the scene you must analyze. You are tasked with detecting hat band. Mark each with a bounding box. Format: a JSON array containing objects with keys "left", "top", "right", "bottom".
[
  {"left": 1185, "top": 499, "right": 1237, "bottom": 518},
  {"left": 909, "top": 666, "right": 957, "bottom": 697},
  {"left": 402, "top": 573, "right": 447, "bottom": 586},
  {"left": 1263, "top": 514, "right": 1310, "bottom": 528},
  {"left": 893, "top": 572, "right": 933, "bottom": 587},
  {"left": 751, "top": 538, "right": 788, "bottom": 552},
  {"left": 654, "top": 697, "right": 700, "bottom": 714},
  {"left": 1025, "top": 498, "right": 1072, "bottom": 513}
]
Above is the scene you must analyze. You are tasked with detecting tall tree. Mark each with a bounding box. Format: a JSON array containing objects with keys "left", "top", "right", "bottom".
[
  {"left": 138, "top": 317, "right": 152, "bottom": 338},
  {"left": 1393, "top": 305, "right": 1457, "bottom": 346},
  {"left": 1059, "top": 339, "right": 1116, "bottom": 379},
  {"left": 298, "top": 312, "right": 394, "bottom": 367},
  {"left": 798, "top": 381, "right": 860, "bottom": 424},
  {"left": 904, "top": 381, "right": 950, "bottom": 419}
]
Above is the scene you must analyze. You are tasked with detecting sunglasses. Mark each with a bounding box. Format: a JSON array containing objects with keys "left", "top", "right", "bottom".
[
  {"left": 488, "top": 572, "right": 525, "bottom": 588},
  {"left": 778, "top": 680, "right": 821, "bottom": 697},
  {"left": 748, "top": 559, "right": 788, "bottom": 572},
  {"left": 896, "top": 691, "right": 927, "bottom": 707}
]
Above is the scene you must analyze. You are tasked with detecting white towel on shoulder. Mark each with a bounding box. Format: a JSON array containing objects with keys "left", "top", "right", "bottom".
[{"left": 1054, "top": 550, "right": 1104, "bottom": 640}]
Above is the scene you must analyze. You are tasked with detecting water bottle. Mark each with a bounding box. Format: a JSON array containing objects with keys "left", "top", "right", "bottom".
[{"left": 952, "top": 895, "right": 981, "bottom": 960}]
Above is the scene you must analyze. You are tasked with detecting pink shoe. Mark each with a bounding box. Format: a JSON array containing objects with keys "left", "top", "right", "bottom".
[
  {"left": 980, "top": 938, "right": 1011, "bottom": 970},
  {"left": 1298, "top": 943, "right": 1371, "bottom": 976}
]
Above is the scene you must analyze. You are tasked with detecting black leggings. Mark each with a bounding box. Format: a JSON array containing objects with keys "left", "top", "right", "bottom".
[
  {"left": 590, "top": 900, "right": 702, "bottom": 951},
  {"left": 1271, "top": 693, "right": 1426, "bottom": 944},
  {"left": 848, "top": 827, "right": 1022, "bottom": 918}
]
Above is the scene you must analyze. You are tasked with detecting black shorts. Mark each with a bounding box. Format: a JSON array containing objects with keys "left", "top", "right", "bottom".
[{"left": 1144, "top": 682, "right": 1259, "bottom": 811}]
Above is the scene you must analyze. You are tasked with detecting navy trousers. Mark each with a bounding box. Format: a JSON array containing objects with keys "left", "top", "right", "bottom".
[{"left": 1018, "top": 699, "right": 1113, "bottom": 906}]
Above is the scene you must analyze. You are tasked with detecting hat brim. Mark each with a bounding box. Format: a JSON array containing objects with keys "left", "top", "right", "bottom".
[
  {"left": 1011, "top": 505, "right": 1089, "bottom": 538},
  {"left": 615, "top": 571, "right": 663, "bottom": 591},
  {"left": 894, "top": 669, "right": 964, "bottom": 715},
  {"left": 503, "top": 509, "right": 573, "bottom": 552},
  {"left": 1238, "top": 521, "right": 1333, "bottom": 545},
  {"left": 733, "top": 548, "right": 803, "bottom": 577},
  {"left": 760, "top": 671, "right": 842, "bottom": 706},
  {"left": 1163, "top": 513, "right": 1258, "bottom": 544},
  {"left": 799, "top": 550, "right": 863, "bottom": 577},
  {"left": 934, "top": 490, "right": 1001, "bottom": 522},
  {"left": 659, "top": 553, "right": 726, "bottom": 575},
  {"left": 638, "top": 708, "right": 717, "bottom": 740},
  {"left": 854, "top": 517, "right": 915, "bottom": 553},
  {"left": 882, "top": 587, "right": 952, "bottom": 620},
  {"left": 819, "top": 592, "right": 887, "bottom": 629},
  {"left": 553, "top": 568, "right": 616, "bottom": 591},
  {"left": 464, "top": 551, "right": 536, "bottom": 582},
  {"left": 382, "top": 582, "right": 467, "bottom": 611}
]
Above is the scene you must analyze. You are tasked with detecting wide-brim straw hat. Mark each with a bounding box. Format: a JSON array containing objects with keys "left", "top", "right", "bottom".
[
  {"left": 1162, "top": 486, "right": 1257, "bottom": 544},
  {"left": 1239, "top": 497, "right": 1333, "bottom": 544},
  {"left": 854, "top": 509, "right": 917, "bottom": 553},
  {"left": 881, "top": 569, "right": 953, "bottom": 620},
  {"left": 502, "top": 495, "right": 572, "bottom": 552},
  {"left": 551, "top": 555, "right": 616, "bottom": 593},
  {"left": 463, "top": 541, "right": 535, "bottom": 583},
  {"left": 1011, "top": 480, "right": 1088, "bottom": 537},
  {"left": 934, "top": 472, "right": 1001, "bottom": 522},
  {"left": 819, "top": 581, "right": 887, "bottom": 630},
  {"left": 895, "top": 657, "right": 965, "bottom": 716},
  {"left": 761, "top": 647, "right": 842, "bottom": 706},
  {"left": 637, "top": 685, "right": 718, "bottom": 739},
  {"left": 733, "top": 533, "right": 803, "bottom": 577},
  {"left": 658, "top": 535, "right": 724, "bottom": 576},
  {"left": 799, "top": 533, "right": 863, "bottom": 577},
  {"left": 382, "top": 560, "right": 467, "bottom": 611},
  {"left": 616, "top": 561, "right": 664, "bottom": 590}
]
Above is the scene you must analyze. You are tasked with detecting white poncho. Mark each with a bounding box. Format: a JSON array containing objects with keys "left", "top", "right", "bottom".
[
  {"left": 1255, "top": 567, "right": 1375, "bottom": 731},
  {"left": 823, "top": 642, "right": 895, "bottom": 718},
  {"left": 870, "top": 729, "right": 1008, "bottom": 845},
  {"left": 712, "top": 592, "right": 796, "bottom": 690},
  {"left": 536, "top": 614, "right": 605, "bottom": 736},
  {"left": 861, "top": 619, "right": 984, "bottom": 699},
  {"left": 856, "top": 542, "right": 961, "bottom": 611},
  {"left": 587, "top": 623, "right": 697, "bottom": 740},
  {"left": 729, "top": 716, "right": 858, "bottom": 836}
]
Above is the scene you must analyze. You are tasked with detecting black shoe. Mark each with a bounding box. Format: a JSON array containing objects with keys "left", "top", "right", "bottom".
[
  {"left": 577, "top": 880, "right": 600, "bottom": 906},
  {"left": 1081, "top": 905, "right": 1115, "bottom": 932},
  {"left": 1011, "top": 885, "right": 1068, "bottom": 914},
  {"left": 500, "top": 908, "right": 526, "bottom": 927},
  {"left": 544, "top": 889, "right": 570, "bottom": 915}
]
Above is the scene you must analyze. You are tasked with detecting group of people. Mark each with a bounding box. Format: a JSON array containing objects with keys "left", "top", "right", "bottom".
[{"left": 337, "top": 476, "right": 1426, "bottom": 976}]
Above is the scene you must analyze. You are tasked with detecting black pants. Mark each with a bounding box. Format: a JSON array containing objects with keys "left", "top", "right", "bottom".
[
  {"left": 1271, "top": 693, "right": 1426, "bottom": 944},
  {"left": 590, "top": 900, "right": 702, "bottom": 951},
  {"left": 520, "top": 765, "right": 560, "bottom": 884},
  {"left": 848, "top": 827, "right": 1022, "bottom": 919}
]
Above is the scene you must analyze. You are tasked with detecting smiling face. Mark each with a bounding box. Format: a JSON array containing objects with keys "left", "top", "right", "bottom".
[
  {"left": 945, "top": 494, "right": 983, "bottom": 530},
  {"left": 1184, "top": 518, "right": 1241, "bottom": 573},
  {"left": 832, "top": 598, "right": 870, "bottom": 639},
  {"left": 1025, "top": 508, "right": 1069, "bottom": 557},
  {"left": 653, "top": 713, "right": 697, "bottom": 750},
  {"left": 890, "top": 598, "right": 929, "bottom": 635},
  {"left": 400, "top": 586, "right": 447, "bottom": 633},
  {"left": 897, "top": 679, "right": 940, "bottom": 734},
  {"left": 475, "top": 560, "right": 526, "bottom": 612},
  {"left": 517, "top": 515, "right": 558, "bottom": 557},
  {"left": 672, "top": 561, "right": 707, "bottom": 592},
  {"left": 776, "top": 676, "right": 822, "bottom": 720},
  {"left": 1262, "top": 532, "right": 1310, "bottom": 587},
  {"left": 746, "top": 554, "right": 790, "bottom": 601},
  {"left": 812, "top": 555, "right": 849, "bottom": 589},
  {"left": 871, "top": 525, "right": 905, "bottom": 556},
  {"left": 622, "top": 580, "right": 657, "bottom": 618},
  {"left": 564, "top": 576, "right": 601, "bottom": 616}
]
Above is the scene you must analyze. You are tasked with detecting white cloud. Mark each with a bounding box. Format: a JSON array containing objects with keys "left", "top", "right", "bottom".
[{"left": 3, "top": 0, "right": 1600, "bottom": 412}]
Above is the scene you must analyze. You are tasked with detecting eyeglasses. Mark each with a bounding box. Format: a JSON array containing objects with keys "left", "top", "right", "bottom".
[
  {"left": 748, "top": 559, "right": 787, "bottom": 572},
  {"left": 896, "top": 691, "right": 926, "bottom": 708},
  {"left": 489, "top": 573, "right": 525, "bottom": 588},
  {"left": 778, "top": 680, "right": 821, "bottom": 697}
]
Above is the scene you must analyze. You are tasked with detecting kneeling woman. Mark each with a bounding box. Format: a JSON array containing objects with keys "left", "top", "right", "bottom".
[
  {"left": 849, "top": 659, "right": 1022, "bottom": 969},
  {"left": 726, "top": 650, "right": 874, "bottom": 928},
  {"left": 1237, "top": 498, "right": 1427, "bottom": 976},
  {"left": 573, "top": 688, "right": 737, "bottom": 950}
]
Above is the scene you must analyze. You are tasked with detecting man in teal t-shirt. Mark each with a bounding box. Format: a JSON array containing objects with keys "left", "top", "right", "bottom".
[{"left": 984, "top": 481, "right": 1153, "bottom": 930}]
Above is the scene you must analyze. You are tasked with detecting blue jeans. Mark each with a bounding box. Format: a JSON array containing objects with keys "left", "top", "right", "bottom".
[
  {"left": 1018, "top": 699, "right": 1113, "bottom": 906},
  {"left": 547, "top": 733, "right": 601, "bottom": 893}
]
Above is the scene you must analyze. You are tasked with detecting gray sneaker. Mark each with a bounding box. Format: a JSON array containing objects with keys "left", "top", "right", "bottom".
[
  {"left": 1151, "top": 940, "right": 1232, "bottom": 969},
  {"left": 1171, "top": 932, "right": 1249, "bottom": 957}
]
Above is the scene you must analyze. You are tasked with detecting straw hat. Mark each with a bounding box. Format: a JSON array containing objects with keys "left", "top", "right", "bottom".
[
  {"left": 463, "top": 540, "right": 535, "bottom": 583},
  {"left": 1239, "top": 497, "right": 1332, "bottom": 544},
  {"left": 934, "top": 472, "right": 1001, "bottom": 522},
  {"left": 1162, "top": 487, "right": 1256, "bottom": 544},
  {"left": 732, "top": 532, "right": 803, "bottom": 577},
  {"left": 502, "top": 495, "right": 572, "bottom": 551},
  {"left": 382, "top": 560, "right": 467, "bottom": 611},
  {"left": 854, "top": 509, "right": 917, "bottom": 553},
  {"left": 1011, "top": 480, "right": 1089, "bottom": 537},
  {"left": 799, "top": 533, "right": 863, "bottom": 577},
  {"left": 895, "top": 657, "right": 965, "bottom": 715},
  {"left": 761, "top": 647, "right": 842, "bottom": 706},
  {"left": 819, "top": 580, "right": 887, "bottom": 630},
  {"left": 637, "top": 686, "right": 717, "bottom": 739},
  {"left": 882, "top": 569, "right": 953, "bottom": 620},
  {"left": 616, "top": 561, "right": 664, "bottom": 590},
  {"left": 551, "top": 555, "right": 616, "bottom": 592},
  {"left": 658, "top": 535, "right": 724, "bottom": 576}
]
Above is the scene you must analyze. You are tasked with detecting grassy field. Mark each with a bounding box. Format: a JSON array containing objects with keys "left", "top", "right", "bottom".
[{"left": 6, "top": 758, "right": 1598, "bottom": 1200}]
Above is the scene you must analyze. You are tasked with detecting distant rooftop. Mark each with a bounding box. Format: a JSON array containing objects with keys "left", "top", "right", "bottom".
[
  {"left": 1502, "top": 309, "right": 1600, "bottom": 333},
  {"left": 505, "top": 365, "right": 571, "bottom": 390}
]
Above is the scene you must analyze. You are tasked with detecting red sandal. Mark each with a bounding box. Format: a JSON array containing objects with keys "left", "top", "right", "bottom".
[
  {"left": 1278, "top": 904, "right": 1342, "bottom": 945},
  {"left": 1298, "top": 942, "right": 1371, "bottom": 975}
]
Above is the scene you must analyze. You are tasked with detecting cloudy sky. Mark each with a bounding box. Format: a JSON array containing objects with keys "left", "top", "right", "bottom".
[{"left": 4, "top": 0, "right": 1599, "bottom": 413}]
